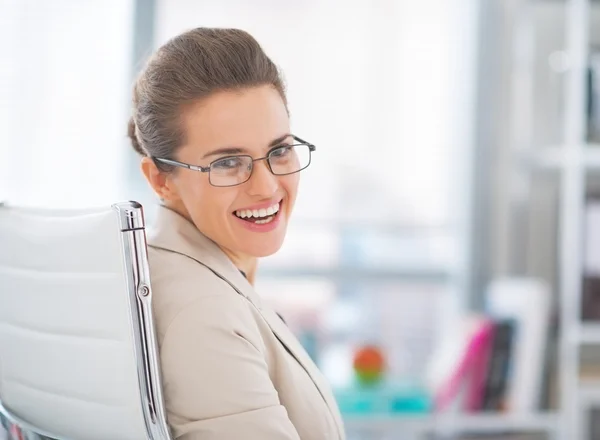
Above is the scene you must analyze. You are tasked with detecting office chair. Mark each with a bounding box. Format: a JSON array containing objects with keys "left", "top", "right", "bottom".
[{"left": 0, "top": 201, "right": 172, "bottom": 440}]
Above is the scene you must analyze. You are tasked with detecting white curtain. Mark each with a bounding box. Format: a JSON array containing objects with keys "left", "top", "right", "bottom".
[{"left": 0, "top": 0, "right": 134, "bottom": 207}]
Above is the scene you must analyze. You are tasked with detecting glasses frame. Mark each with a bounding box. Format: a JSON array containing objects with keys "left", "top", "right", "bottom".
[{"left": 152, "top": 135, "right": 316, "bottom": 187}]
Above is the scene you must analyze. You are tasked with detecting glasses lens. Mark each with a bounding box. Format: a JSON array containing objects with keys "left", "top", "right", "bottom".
[
  {"left": 268, "top": 144, "right": 312, "bottom": 176},
  {"left": 209, "top": 155, "right": 252, "bottom": 187}
]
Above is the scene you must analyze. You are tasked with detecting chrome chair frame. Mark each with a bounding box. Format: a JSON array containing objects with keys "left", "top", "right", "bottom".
[{"left": 0, "top": 201, "right": 172, "bottom": 440}]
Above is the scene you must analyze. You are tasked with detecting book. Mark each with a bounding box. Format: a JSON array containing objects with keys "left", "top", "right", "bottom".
[
  {"left": 481, "top": 319, "right": 516, "bottom": 411},
  {"left": 427, "top": 315, "right": 495, "bottom": 412},
  {"left": 582, "top": 197, "right": 600, "bottom": 320},
  {"left": 485, "top": 278, "right": 551, "bottom": 412}
]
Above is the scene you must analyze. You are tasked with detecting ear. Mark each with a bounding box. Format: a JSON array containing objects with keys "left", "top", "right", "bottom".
[{"left": 140, "top": 157, "right": 181, "bottom": 202}]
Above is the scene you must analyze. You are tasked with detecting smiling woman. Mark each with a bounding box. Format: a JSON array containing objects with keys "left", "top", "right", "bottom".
[{"left": 128, "top": 27, "right": 345, "bottom": 440}]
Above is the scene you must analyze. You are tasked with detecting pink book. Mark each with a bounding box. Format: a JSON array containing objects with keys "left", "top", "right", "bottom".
[
  {"left": 433, "top": 317, "right": 495, "bottom": 412},
  {"left": 464, "top": 320, "right": 495, "bottom": 411}
]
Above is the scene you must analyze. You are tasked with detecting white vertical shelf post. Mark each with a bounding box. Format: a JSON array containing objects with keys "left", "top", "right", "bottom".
[{"left": 559, "top": 0, "right": 589, "bottom": 439}]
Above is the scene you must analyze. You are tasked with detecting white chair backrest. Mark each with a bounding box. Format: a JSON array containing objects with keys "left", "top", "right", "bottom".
[{"left": 0, "top": 201, "right": 171, "bottom": 440}]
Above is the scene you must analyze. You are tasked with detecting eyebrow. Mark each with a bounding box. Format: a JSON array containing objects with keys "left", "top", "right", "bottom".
[{"left": 201, "top": 133, "right": 293, "bottom": 159}]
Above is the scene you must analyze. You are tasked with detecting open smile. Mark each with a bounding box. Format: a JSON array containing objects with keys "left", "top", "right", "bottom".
[
  {"left": 232, "top": 199, "right": 283, "bottom": 232},
  {"left": 232, "top": 200, "right": 283, "bottom": 228}
]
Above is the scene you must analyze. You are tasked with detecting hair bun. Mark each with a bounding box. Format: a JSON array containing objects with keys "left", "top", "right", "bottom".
[{"left": 127, "top": 117, "right": 146, "bottom": 156}]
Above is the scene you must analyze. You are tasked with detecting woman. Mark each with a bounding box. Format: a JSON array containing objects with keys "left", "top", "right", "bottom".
[{"left": 128, "top": 27, "right": 345, "bottom": 440}]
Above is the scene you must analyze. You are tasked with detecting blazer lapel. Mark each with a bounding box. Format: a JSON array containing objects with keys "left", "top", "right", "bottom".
[
  {"left": 147, "top": 205, "right": 344, "bottom": 436},
  {"left": 260, "top": 308, "right": 345, "bottom": 436}
]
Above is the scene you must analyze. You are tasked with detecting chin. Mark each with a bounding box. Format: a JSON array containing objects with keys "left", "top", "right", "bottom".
[{"left": 244, "top": 237, "right": 286, "bottom": 258}]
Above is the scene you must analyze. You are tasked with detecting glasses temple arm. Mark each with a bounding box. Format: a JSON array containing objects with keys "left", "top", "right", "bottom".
[
  {"left": 292, "top": 136, "right": 316, "bottom": 151},
  {"left": 152, "top": 157, "right": 209, "bottom": 172}
]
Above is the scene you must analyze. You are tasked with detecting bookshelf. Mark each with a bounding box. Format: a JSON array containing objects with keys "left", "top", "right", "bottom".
[
  {"left": 507, "top": 0, "right": 596, "bottom": 439},
  {"left": 344, "top": 1, "right": 598, "bottom": 436},
  {"left": 579, "top": 323, "right": 600, "bottom": 343},
  {"left": 523, "top": 146, "right": 600, "bottom": 169}
]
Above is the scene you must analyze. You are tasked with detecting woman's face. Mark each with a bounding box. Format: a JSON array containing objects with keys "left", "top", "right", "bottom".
[{"left": 165, "top": 85, "right": 299, "bottom": 258}]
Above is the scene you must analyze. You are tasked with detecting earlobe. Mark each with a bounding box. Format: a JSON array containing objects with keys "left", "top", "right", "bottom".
[{"left": 140, "top": 157, "right": 179, "bottom": 201}]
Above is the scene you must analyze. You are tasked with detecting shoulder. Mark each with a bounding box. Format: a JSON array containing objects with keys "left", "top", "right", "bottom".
[
  {"left": 148, "top": 244, "right": 226, "bottom": 298},
  {"left": 147, "top": 245, "right": 257, "bottom": 345}
]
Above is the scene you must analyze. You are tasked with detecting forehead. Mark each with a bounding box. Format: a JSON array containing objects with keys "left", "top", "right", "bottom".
[{"left": 180, "top": 85, "right": 290, "bottom": 157}]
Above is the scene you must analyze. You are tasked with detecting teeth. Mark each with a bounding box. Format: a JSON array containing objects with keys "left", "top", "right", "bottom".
[
  {"left": 255, "top": 216, "right": 275, "bottom": 224},
  {"left": 235, "top": 202, "right": 280, "bottom": 219}
]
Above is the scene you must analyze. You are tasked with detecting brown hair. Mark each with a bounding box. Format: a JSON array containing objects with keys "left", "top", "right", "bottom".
[{"left": 127, "top": 27, "right": 287, "bottom": 171}]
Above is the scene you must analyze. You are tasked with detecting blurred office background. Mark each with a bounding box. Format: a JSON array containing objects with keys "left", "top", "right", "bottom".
[{"left": 4, "top": 0, "right": 600, "bottom": 439}]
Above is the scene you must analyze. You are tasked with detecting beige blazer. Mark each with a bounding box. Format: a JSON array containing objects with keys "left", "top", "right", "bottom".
[{"left": 146, "top": 205, "right": 346, "bottom": 440}]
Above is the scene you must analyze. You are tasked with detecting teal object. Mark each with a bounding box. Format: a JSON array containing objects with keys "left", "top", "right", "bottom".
[
  {"left": 334, "top": 380, "right": 432, "bottom": 415},
  {"left": 298, "top": 331, "right": 318, "bottom": 364}
]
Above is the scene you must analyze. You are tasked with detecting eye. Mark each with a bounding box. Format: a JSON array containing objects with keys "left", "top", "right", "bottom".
[
  {"left": 212, "top": 156, "right": 244, "bottom": 170},
  {"left": 270, "top": 145, "right": 293, "bottom": 158}
]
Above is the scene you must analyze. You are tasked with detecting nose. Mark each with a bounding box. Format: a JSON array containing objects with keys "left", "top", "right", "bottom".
[{"left": 247, "top": 159, "right": 278, "bottom": 197}]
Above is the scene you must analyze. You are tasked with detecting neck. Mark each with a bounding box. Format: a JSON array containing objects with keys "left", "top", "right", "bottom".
[
  {"left": 162, "top": 201, "right": 258, "bottom": 285},
  {"left": 221, "top": 248, "right": 258, "bottom": 285},
  {"left": 161, "top": 201, "right": 259, "bottom": 284}
]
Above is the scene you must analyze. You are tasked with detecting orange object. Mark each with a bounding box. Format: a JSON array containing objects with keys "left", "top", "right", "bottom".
[{"left": 353, "top": 345, "right": 385, "bottom": 385}]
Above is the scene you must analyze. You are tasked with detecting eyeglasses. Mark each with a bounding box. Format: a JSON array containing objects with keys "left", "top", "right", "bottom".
[{"left": 152, "top": 135, "right": 315, "bottom": 187}]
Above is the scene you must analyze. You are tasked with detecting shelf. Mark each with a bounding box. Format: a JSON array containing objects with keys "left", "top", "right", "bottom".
[
  {"left": 578, "top": 323, "right": 600, "bottom": 344},
  {"left": 523, "top": 145, "right": 600, "bottom": 170},
  {"left": 579, "top": 382, "right": 600, "bottom": 406},
  {"left": 257, "top": 266, "right": 454, "bottom": 282},
  {"left": 343, "top": 413, "right": 559, "bottom": 434}
]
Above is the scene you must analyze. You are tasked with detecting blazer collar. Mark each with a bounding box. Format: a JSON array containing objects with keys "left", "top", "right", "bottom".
[{"left": 146, "top": 204, "right": 263, "bottom": 309}]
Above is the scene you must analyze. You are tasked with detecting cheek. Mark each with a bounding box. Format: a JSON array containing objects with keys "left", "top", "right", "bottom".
[
  {"left": 281, "top": 174, "right": 300, "bottom": 203},
  {"left": 176, "top": 175, "right": 210, "bottom": 215},
  {"left": 178, "top": 174, "right": 236, "bottom": 218},
  {"left": 175, "top": 173, "right": 204, "bottom": 203}
]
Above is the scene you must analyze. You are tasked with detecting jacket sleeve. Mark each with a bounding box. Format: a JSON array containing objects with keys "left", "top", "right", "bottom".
[{"left": 159, "top": 293, "right": 301, "bottom": 440}]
